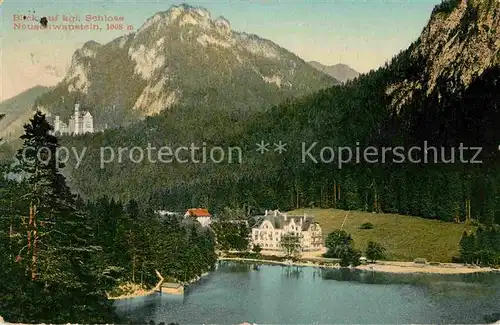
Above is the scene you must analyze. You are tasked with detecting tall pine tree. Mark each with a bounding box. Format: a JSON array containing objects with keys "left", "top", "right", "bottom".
[{"left": 1, "top": 111, "right": 119, "bottom": 323}]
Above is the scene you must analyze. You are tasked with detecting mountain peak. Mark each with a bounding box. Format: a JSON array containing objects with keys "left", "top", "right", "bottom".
[
  {"left": 79, "top": 40, "right": 101, "bottom": 55},
  {"left": 137, "top": 3, "right": 230, "bottom": 35},
  {"left": 214, "top": 16, "right": 231, "bottom": 31},
  {"left": 35, "top": 4, "right": 336, "bottom": 121},
  {"left": 307, "top": 61, "right": 359, "bottom": 83},
  {"left": 167, "top": 3, "right": 211, "bottom": 22},
  {"left": 83, "top": 40, "right": 101, "bottom": 47}
]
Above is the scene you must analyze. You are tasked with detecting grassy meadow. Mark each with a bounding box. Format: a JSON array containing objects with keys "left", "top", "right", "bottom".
[{"left": 289, "top": 208, "right": 472, "bottom": 263}]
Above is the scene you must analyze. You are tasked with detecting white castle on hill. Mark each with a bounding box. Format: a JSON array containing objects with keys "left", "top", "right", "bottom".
[{"left": 53, "top": 103, "right": 94, "bottom": 135}]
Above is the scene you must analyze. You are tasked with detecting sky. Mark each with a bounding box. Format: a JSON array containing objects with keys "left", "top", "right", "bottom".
[{"left": 0, "top": 0, "right": 441, "bottom": 102}]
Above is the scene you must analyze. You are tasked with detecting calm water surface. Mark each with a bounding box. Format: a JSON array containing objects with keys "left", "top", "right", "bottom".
[{"left": 115, "top": 261, "right": 500, "bottom": 324}]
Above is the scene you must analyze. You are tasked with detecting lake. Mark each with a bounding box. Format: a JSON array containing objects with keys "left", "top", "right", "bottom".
[{"left": 115, "top": 261, "right": 500, "bottom": 324}]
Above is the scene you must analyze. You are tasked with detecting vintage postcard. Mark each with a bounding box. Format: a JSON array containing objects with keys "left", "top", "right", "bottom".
[{"left": 1, "top": 0, "right": 500, "bottom": 324}]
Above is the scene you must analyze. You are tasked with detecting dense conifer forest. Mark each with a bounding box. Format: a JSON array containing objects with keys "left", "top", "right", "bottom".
[{"left": 0, "top": 113, "right": 216, "bottom": 323}]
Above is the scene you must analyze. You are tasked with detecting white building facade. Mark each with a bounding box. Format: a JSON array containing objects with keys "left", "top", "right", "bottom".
[
  {"left": 251, "top": 210, "right": 323, "bottom": 251},
  {"left": 53, "top": 103, "right": 94, "bottom": 135}
]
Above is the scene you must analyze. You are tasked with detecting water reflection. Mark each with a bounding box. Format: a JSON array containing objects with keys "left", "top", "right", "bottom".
[
  {"left": 312, "top": 267, "right": 322, "bottom": 279},
  {"left": 115, "top": 293, "right": 164, "bottom": 323},
  {"left": 217, "top": 261, "right": 252, "bottom": 273},
  {"left": 116, "top": 262, "right": 500, "bottom": 324},
  {"left": 282, "top": 265, "right": 303, "bottom": 278},
  {"left": 159, "top": 293, "right": 185, "bottom": 303},
  {"left": 320, "top": 267, "right": 500, "bottom": 288}
]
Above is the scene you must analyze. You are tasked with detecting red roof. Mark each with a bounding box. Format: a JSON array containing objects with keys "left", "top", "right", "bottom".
[{"left": 186, "top": 208, "right": 211, "bottom": 217}]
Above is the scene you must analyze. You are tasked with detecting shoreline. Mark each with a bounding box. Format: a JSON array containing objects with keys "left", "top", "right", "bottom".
[
  {"left": 109, "top": 272, "right": 210, "bottom": 300},
  {"left": 109, "top": 257, "right": 498, "bottom": 300},
  {"left": 107, "top": 283, "right": 154, "bottom": 301},
  {"left": 219, "top": 257, "right": 498, "bottom": 275}
]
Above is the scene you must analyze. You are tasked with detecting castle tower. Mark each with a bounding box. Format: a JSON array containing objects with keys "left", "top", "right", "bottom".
[
  {"left": 54, "top": 116, "right": 60, "bottom": 134},
  {"left": 68, "top": 116, "right": 75, "bottom": 134},
  {"left": 74, "top": 103, "right": 80, "bottom": 135},
  {"left": 82, "top": 111, "right": 94, "bottom": 134}
]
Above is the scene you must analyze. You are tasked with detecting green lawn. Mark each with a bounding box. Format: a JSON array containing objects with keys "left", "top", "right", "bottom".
[{"left": 289, "top": 208, "right": 471, "bottom": 263}]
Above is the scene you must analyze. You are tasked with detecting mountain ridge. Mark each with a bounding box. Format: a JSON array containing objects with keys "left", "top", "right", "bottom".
[
  {"left": 307, "top": 61, "right": 360, "bottom": 83},
  {"left": 34, "top": 3, "right": 337, "bottom": 127},
  {"left": 0, "top": 86, "right": 53, "bottom": 141}
]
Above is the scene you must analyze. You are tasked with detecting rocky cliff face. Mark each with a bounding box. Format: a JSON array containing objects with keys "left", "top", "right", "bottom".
[
  {"left": 387, "top": 0, "right": 500, "bottom": 112},
  {"left": 35, "top": 4, "right": 336, "bottom": 127}
]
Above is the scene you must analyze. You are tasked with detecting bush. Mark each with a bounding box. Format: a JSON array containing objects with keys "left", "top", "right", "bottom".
[
  {"left": 350, "top": 249, "right": 362, "bottom": 267},
  {"left": 470, "top": 219, "right": 480, "bottom": 227},
  {"left": 366, "top": 241, "right": 386, "bottom": 262},
  {"left": 338, "top": 247, "right": 361, "bottom": 267},
  {"left": 252, "top": 244, "right": 262, "bottom": 254},
  {"left": 474, "top": 250, "right": 500, "bottom": 267},
  {"left": 325, "top": 230, "right": 353, "bottom": 258},
  {"left": 339, "top": 255, "right": 350, "bottom": 267},
  {"left": 359, "top": 221, "right": 374, "bottom": 230},
  {"left": 256, "top": 254, "right": 286, "bottom": 262}
]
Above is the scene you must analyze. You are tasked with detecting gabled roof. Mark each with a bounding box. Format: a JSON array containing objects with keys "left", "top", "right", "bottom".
[
  {"left": 185, "top": 208, "right": 211, "bottom": 217},
  {"left": 252, "top": 210, "right": 318, "bottom": 231}
]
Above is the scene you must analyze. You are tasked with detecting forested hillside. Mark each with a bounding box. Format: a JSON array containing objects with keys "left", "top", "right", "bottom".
[{"left": 60, "top": 0, "right": 500, "bottom": 225}]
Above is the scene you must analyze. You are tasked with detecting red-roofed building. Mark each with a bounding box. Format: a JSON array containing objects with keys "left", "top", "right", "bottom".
[{"left": 184, "top": 208, "right": 212, "bottom": 227}]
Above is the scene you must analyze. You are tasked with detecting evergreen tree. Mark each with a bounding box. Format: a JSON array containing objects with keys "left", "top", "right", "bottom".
[
  {"left": 366, "top": 241, "right": 387, "bottom": 262},
  {"left": 459, "top": 226, "right": 500, "bottom": 266},
  {"left": 1, "top": 111, "right": 118, "bottom": 323},
  {"left": 459, "top": 231, "right": 476, "bottom": 263}
]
